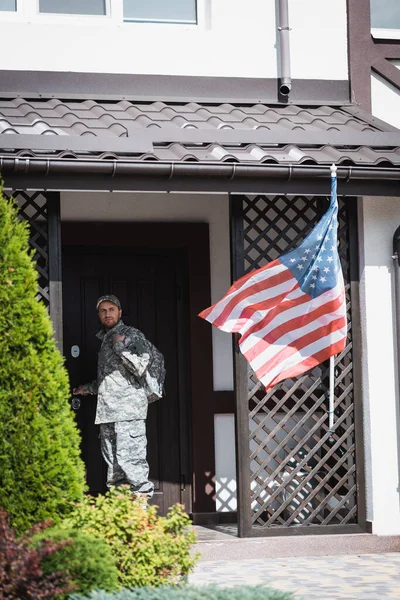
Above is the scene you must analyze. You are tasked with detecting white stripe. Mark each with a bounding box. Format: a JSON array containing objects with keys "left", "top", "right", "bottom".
[
  {"left": 205, "top": 262, "right": 287, "bottom": 323},
  {"left": 256, "top": 325, "right": 347, "bottom": 387},
  {"left": 239, "top": 280, "right": 344, "bottom": 354},
  {"left": 247, "top": 302, "right": 345, "bottom": 372}
]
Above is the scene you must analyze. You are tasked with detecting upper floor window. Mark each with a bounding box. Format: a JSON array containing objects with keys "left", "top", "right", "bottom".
[
  {"left": 371, "top": 0, "right": 400, "bottom": 37},
  {"left": 123, "top": 0, "right": 197, "bottom": 24},
  {"left": 0, "top": 0, "right": 16, "bottom": 11},
  {"left": 39, "top": 0, "right": 106, "bottom": 15}
]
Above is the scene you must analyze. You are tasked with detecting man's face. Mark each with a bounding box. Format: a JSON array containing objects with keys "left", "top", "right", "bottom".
[{"left": 98, "top": 301, "right": 122, "bottom": 330}]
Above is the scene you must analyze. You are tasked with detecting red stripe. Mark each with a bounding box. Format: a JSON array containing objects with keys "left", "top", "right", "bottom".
[
  {"left": 265, "top": 338, "right": 347, "bottom": 390},
  {"left": 251, "top": 315, "right": 347, "bottom": 382},
  {"left": 243, "top": 292, "right": 345, "bottom": 362},
  {"left": 211, "top": 265, "right": 293, "bottom": 330}
]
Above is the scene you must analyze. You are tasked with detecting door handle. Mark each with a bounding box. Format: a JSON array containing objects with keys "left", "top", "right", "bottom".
[{"left": 71, "top": 396, "right": 81, "bottom": 411}]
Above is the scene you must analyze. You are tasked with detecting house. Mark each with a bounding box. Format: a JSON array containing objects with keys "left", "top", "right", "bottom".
[{"left": 1, "top": 0, "right": 400, "bottom": 540}]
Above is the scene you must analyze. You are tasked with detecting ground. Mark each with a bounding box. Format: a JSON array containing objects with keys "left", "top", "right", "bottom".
[{"left": 189, "top": 553, "right": 400, "bottom": 599}]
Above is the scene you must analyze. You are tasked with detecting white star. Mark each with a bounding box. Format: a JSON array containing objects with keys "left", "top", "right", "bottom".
[
  {"left": 310, "top": 283, "right": 315, "bottom": 289},
  {"left": 289, "top": 258, "right": 296, "bottom": 263},
  {"left": 327, "top": 256, "right": 333, "bottom": 263},
  {"left": 296, "top": 264, "right": 304, "bottom": 270},
  {"left": 320, "top": 276, "right": 327, "bottom": 283},
  {"left": 321, "top": 245, "right": 326, "bottom": 252},
  {"left": 304, "top": 249, "right": 311, "bottom": 254},
  {"left": 329, "top": 224, "right": 334, "bottom": 231},
  {"left": 312, "top": 266, "right": 319, "bottom": 272},
  {"left": 317, "top": 256, "right": 323, "bottom": 262},
  {"left": 331, "top": 245, "right": 336, "bottom": 251},
  {"left": 301, "top": 256, "right": 307, "bottom": 262},
  {"left": 323, "top": 266, "right": 330, "bottom": 273},
  {"left": 312, "top": 274, "right": 317, "bottom": 280},
  {"left": 311, "top": 254, "right": 316, "bottom": 259},
  {"left": 317, "top": 234, "right": 323, "bottom": 241}
]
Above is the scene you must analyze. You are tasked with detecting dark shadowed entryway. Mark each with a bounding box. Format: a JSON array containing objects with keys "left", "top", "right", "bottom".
[{"left": 62, "top": 245, "right": 191, "bottom": 515}]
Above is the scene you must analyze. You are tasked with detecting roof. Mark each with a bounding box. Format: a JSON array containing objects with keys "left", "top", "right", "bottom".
[{"left": 1, "top": 98, "right": 400, "bottom": 167}]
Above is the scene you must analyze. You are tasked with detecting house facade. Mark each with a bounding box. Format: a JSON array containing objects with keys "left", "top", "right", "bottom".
[{"left": 1, "top": 0, "right": 400, "bottom": 538}]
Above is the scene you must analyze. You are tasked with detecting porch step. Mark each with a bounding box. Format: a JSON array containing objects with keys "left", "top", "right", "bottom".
[{"left": 193, "top": 526, "right": 400, "bottom": 562}]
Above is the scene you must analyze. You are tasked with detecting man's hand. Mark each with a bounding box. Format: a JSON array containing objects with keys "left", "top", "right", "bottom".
[
  {"left": 73, "top": 385, "right": 90, "bottom": 396},
  {"left": 112, "top": 334, "right": 126, "bottom": 345}
]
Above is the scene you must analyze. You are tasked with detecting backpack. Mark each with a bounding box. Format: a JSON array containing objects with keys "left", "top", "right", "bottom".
[{"left": 142, "top": 343, "right": 166, "bottom": 403}]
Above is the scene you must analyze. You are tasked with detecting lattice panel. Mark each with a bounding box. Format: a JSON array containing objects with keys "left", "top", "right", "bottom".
[
  {"left": 240, "top": 194, "right": 356, "bottom": 530},
  {"left": 5, "top": 191, "right": 50, "bottom": 307}
]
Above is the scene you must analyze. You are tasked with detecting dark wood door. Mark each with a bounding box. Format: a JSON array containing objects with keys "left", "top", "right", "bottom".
[{"left": 62, "top": 247, "right": 191, "bottom": 515}]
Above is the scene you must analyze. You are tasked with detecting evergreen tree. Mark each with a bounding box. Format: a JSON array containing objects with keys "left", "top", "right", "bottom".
[{"left": 0, "top": 187, "right": 86, "bottom": 532}]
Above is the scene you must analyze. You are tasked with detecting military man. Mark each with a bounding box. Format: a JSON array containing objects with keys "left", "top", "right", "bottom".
[{"left": 74, "top": 294, "right": 155, "bottom": 499}]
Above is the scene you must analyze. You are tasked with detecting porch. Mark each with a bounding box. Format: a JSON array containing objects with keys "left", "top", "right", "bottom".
[{"left": 2, "top": 90, "right": 400, "bottom": 538}]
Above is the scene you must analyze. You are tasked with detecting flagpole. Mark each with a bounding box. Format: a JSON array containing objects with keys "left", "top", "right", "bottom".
[{"left": 328, "top": 163, "right": 337, "bottom": 436}]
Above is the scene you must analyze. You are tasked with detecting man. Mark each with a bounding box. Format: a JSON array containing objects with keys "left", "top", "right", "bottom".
[{"left": 74, "top": 294, "right": 155, "bottom": 499}]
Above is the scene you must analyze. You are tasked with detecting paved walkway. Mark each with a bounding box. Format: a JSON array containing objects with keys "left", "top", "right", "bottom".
[{"left": 189, "top": 553, "right": 400, "bottom": 599}]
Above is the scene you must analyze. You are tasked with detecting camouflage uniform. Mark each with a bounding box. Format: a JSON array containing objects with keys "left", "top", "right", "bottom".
[{"left": 82, "top": 319, "right": 154, "bottom": 497}]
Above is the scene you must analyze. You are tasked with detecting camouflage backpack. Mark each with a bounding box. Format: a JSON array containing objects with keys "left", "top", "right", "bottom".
[{"left": 142, "top": 343, "right": 166, "bottom": 403}]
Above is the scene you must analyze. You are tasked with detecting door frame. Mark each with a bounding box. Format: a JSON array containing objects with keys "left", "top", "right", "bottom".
[{"left": 61, "top": 221, "right": 216, "bottom": 515}]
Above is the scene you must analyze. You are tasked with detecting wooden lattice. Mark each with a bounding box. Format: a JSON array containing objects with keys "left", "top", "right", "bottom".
[
  {"left": 4, "top": 191, "right": 50, "bottom": 306},
  {"left": 238, "top": 194, "right": 356, "bottom": 531}
]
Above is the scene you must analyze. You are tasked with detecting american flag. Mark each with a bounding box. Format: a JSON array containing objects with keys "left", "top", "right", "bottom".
[{"left": 199, "top": 176, "right": 347, "bottom": 391}]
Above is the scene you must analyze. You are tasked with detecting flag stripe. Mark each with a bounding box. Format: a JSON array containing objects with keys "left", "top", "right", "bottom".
[
  {"left": 199, "top": 259, "right": 283, "bottom": 322},
  {"left": 264, "top": 337, "right": 347, "bottom": 389}
]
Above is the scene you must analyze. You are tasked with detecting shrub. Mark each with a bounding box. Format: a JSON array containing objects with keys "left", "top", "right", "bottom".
[
  {"left": 70, "top": 585, "right": 299, "bottom": 600},
  {"left": 32, "top": 526, "right": 120, "bottom": 598},
  {"left": 0, "top": 508, "right": 74, "bottom": 599},
  {"left": 62, "top": 486, "right": 199, "bottom": 588},
  {"left": 0, "top": 187, "right": 86, "bottom": 532}
]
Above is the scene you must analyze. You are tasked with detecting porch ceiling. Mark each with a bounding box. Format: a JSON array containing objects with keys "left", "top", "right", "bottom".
[{"left": 1, "top": 98, "right": 400, "bottom": 167}]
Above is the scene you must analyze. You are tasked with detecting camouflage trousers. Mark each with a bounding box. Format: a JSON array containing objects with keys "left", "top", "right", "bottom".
[{"left": 99, "top": 420, "right": 154, "bottom": 497}]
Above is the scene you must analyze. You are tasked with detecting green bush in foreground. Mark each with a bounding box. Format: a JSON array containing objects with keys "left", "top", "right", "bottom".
[
  {"left": 70, "top": 585, "right": 298, "bottom": 600},
  {"left": 0, "top": 188, "right": 86, "bottom": 532},
  {"left": 61, "top": 486, "right": 199, "bottom": 588},
  {"left": 32, "top": 526, "right": 120, "bottom": 598}
]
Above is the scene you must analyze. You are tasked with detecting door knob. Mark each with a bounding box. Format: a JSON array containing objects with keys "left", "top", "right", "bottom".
[{"left": 71, "top": 396, "right": 81, "bottom": 411}]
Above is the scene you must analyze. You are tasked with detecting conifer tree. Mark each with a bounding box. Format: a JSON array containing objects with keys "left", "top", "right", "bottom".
[{"left": 0, "top": 187, "right": 86, "bottom": 532}]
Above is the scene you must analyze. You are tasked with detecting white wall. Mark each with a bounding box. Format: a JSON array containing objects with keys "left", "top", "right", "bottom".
[
  {"left": 371, "top": 72, "right": 400, "bottom": 129},
  {"left": 360, "top": 196, "right": 400, "bottom": 535},
  {"left": 0, "top": 0, "right": 348, "bottom": 79}
]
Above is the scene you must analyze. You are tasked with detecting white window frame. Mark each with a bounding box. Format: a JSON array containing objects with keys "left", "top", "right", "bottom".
[{"left": 371, "top": 28, "right": 400, "bottom": 40}]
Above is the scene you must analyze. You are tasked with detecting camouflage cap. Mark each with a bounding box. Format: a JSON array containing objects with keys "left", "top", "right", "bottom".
[{"left": 96, "top": 295, "right": 122, "bottom": 311}]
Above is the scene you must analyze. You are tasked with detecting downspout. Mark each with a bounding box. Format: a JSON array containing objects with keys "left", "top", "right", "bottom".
[
  {"left": 392, "top": 226, "right": 400, "bottom": 389},
  {"left": 277, "top": 0, "right": 292, "bottom": 97}
]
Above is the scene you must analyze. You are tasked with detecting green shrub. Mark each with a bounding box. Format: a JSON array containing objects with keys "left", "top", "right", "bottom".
[
  {"left": 62, "top": 486, "right": 199, "bottom": 588},
  {"left": 0, "top": 187, "right": 86, "bottom": 532},
  {"left": 32, "top": 526, "right": 120, "bottom": 598},
  {"left": 70, "top": 585, "right": 299, "bottom": 600}
]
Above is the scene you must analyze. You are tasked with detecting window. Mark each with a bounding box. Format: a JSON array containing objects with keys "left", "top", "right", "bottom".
[
  {"left": 39, "top": 0, "right": 106, "bottom": 15},
  {"left": 371, "top": 0, "right": 400, "bottom": 30},
  {"left": 0, "top": 0, "right": 16, "bottom": 10},
  {"left": 123, "top": 0, "right": 197, "bottom": 24}
]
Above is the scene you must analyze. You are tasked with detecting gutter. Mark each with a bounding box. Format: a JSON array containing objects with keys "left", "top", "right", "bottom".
[
  {"left": 1, "top": 156, "right": 400, "bottom": 181},
  {"left": 277, "top": 0, "right": 292, "bottom": 96}
]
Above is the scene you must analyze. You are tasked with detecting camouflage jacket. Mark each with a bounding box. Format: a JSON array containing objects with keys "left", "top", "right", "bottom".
[{"left": 82, "top": 320, "right": 152, "bottom": 424}]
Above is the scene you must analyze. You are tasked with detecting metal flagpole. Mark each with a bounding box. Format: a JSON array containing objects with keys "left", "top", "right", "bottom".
[{"left": 328, "top": 163, "right": 337, "bottom": 436}]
